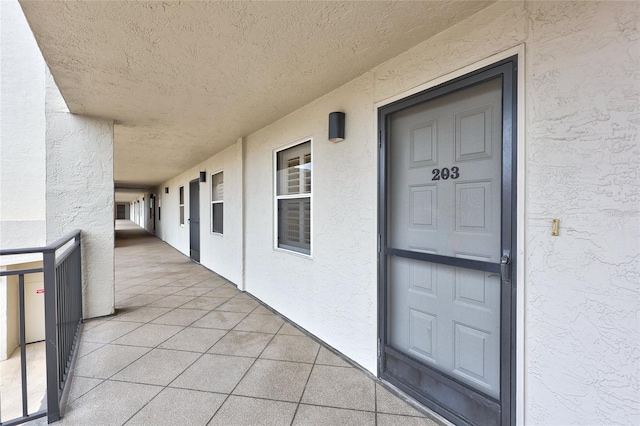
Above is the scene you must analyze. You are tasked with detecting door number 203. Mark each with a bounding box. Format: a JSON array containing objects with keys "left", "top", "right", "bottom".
[{"left": 432, "top": 167, "right": 460, "bottom": 180}]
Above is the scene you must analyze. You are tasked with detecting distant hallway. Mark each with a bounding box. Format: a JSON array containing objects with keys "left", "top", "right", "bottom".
[{"left": 47, "top": 220, "right": 441, "bottom": 425}]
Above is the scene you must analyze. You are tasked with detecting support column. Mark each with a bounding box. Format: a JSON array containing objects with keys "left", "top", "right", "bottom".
[{"left": 45, "top": 69, "right": 115, "bottom": 318}]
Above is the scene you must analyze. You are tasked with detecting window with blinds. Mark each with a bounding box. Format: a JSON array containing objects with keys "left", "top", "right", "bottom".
[
  {"left": 179, "top": 186, "right": 185, "bottom": 225},
  {"left": 211, "top": 171, "right": 224, "bottom": 234},
  {"left": 275, "top": 140, "right": 311, "bottom": 255}
]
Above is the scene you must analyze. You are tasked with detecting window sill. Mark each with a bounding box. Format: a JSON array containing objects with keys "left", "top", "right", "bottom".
[{"left": 273, "top": 246, "right": 313, "bottom": 260}]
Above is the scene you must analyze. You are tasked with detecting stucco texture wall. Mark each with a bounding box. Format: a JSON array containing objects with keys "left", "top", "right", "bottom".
[
  {"left": 371, "top": 1, "right": 638, "bottom": 424},
  {"left": 156, "top": 141, "right": 243, "bottom": 286},
  {"left": 524, "top": 2, "right": 638, "bottom": 424},
  {"left": 244, "top": 0, "right": 525, "bottom": 386},
  {"left": 244, "top": 73, "right": 378, "bottom": 372},
  {"left": 240, "top": 1, "right": 638, "bottom": 424},
  {"left": 0, "top": 0, "right": 46, "bottom": 249},
  {"left": 147, "top": 1, "right": 637, "bottom": 423},
  {"left": 45, "top": 70, "right": 115, "bottom": 319}
]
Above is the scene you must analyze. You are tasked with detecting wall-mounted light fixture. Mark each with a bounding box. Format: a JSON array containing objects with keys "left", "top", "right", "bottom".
[
  {"left": 199, "top": 171, "right": 207, "bottom": 183},
  {"left": 165, "top": 187, "right": 169, "bottom": 194},
  {"left": 328, "top": 111, "right": 345, "bottom": 143}
]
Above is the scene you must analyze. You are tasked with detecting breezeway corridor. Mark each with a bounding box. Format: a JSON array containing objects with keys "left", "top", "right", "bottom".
[{"left": 36, "top": 221, "right": 442, "bottom": 425}]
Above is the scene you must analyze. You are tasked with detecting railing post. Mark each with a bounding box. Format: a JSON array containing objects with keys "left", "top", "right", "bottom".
[
  {"left": 43, "top": 249, "right": 60, "bottom": 423},
  {"left": 76, "top": 234, "right": 83, "bottom": 322},
  {"left": 18, "top": 274, "right": 28, "bottom": 418}
]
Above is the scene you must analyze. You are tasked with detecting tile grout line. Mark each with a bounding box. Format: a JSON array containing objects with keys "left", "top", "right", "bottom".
[
  {"left": 375, "top": 382, "right": 378, "bottom": 426},
  {"left": 290, "top": 339, "right": 323, "bottom": 425},
  {"left": 111, "top": 285, "right": 250, "bottom": 425},
  {"left": 204, "top": 317, "right": 288, "bottom": 425},
  {"left": 186, "top": 304, "right": 258, "bottom": 424},
  {"left": 117, "top": 340, "right": 211, "bottom": 426},
  {"left": 83, "top": 262, "right": 224, "bottom": 425},
  {"left": 71, "top": 374, "right": 422, "bottom": 420},
  {"left": 77, "top": 230, "right": 438, "bottom": 425}
]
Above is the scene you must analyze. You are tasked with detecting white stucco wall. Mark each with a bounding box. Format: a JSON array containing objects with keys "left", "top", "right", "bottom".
[
  {"left": 524, "top": 3, "right": 638, "bottom": 424},
  {"left": 243, "top": 74, "right": 378, "bottom": 371},
  {"left": 144, "top": 1, "right": 638, "bottom": 424},
  {"left": 135, "top": 195, "right": 148, "bottom": 230},
  {"left": 241, "top": 1, "right": 638, "bottom": 424},
  {"left": 0, "top": 0, "right": 46, "bottom": 249},
  {"left": 127, "top": 195, "right": 148, "bottom": 229},
  {"left": 45, "top": 70, "right": 115, "bottom": 319},
  {"left": 156, "top": 142, "right": 243, "bottom": 285},
  {"left": 369, "top": 2, "right": 639, "bottom": 423},
  {"left": 0, "top": 0, "right": 47, "bottom": 361}
]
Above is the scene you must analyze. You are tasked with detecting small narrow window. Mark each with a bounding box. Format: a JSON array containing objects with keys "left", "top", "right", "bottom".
[
  {"left": 211, "top": 172, "right": 224, "bottom": 234},
  {"left": 275, "top": 140, "right": 311, "bottom": 255},
  {"left": 179, "top": 186, "right": 185, "bottom": 225}
]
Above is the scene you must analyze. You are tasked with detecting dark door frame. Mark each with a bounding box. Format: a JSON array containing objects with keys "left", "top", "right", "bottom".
[
  {"left": 116, "top": 204, "right": 126, "bottom": 220},
  {"left": 189, "top": 179, "right": 200, "bottom": 263},
  {"left": 377, "top": 56, "right": 518, "bottom": 426},
  {"left": 150, "top": 194, "right": 156, "bottom": 232}
]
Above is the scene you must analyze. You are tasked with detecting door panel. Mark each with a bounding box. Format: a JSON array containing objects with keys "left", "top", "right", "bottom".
[
  {"left": 379, "top": 58, "right": 517, "bottom": 426},
  {"left": 189, "top": 180, "right": 200, "bottom": 262},
  {"left": 389, "top": 258, "right": 500, "bottom": 398},
  {"left": 388, "top": 77, "right": 502, "bottom": 398},
  {"left": 388, "top": 77, "right": 502, "bottom": 262}
]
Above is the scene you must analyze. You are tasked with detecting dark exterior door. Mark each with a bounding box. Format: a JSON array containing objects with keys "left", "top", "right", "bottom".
[
  {"left": 150, "top": 195, "right": 156, "bottom": 232},
  {"left": 116, "top": 204, "right": 126, "bottom": 219},
  {"left": 189, "top": 179, "right": 200, "bottom": 262},
  {"left": 378, "top": 58, "right": 517, "bottom": 426}
]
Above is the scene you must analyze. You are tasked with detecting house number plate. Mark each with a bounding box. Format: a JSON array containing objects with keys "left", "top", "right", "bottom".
[{"left": 431, "top": 167, "right": 460, "bottom": 180}]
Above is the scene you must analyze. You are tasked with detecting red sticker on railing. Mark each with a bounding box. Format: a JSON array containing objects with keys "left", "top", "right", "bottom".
[{"left": 36, "top": 289, "right": 44, "bottom": 294}]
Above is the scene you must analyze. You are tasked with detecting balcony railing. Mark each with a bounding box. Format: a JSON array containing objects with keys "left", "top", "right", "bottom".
[{"left": 0, "top": 230, "right": 83, "bottom": 425}]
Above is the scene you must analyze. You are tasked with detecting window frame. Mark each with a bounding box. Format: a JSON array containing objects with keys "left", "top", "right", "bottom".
[
  {"left": 211, "top": 170, "right": 224, "bottom": 235},
  {"left": 273, "top": 138, "right": 313, "bottom": 258},
  {"left": 179, "top": 186, "right": 185, "bottom": 226}
]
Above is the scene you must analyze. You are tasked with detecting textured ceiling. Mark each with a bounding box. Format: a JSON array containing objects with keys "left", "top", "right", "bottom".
[
  {"left": 20, "top": 0, "right": 493, "bottom": 187},
  {"left": 115, "top": 190, "right": 146, "bottom": 203}
]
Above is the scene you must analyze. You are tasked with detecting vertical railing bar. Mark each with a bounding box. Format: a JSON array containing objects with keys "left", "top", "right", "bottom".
[
  {"left": 57, "top": 263, "right": 61, "bottom": 385},
  {"left": 43, "top": 249, "right": 60, "bottom": 424},
  {"left": 62, "top": 260, "right": 66, "bottom": 383},
  {"left": 78, "top": 235, "right": 83, "bottom": 322},
  {"left": 18, "top": 274, "right": 28, "bottom": 418},
  {"left": 0, "top": 230, "right": 82, "bottom": 425},
  {"left": 61, "top": 263, "right": 64, "bottom": 383},
  {"left": 62, "top": 257, "right": 66, "bottom": 382},
  {"left": 64, "top": 255, "right": 68, "bottom": 380},
  {"left": 59, "top": 262, "right": 63, "bottom": 383}
]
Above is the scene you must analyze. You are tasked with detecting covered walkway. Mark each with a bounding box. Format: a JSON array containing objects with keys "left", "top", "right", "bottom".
[{"left": 43, "top": 221, "right": 442, "bottom": 425}]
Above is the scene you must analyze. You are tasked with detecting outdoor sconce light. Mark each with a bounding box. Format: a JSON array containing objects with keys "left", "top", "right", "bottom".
[
  {"left": 328, "top": 112, "right": 345, "bottom": 143},
  {"left": 199, "top": 171, "right": 207, "bottom": 183},
  {"left": 165, "top": 187, "right": 169, "bottom": 194}
]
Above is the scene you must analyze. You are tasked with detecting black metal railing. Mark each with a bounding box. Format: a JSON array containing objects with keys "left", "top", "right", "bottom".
[{"left": 0, "top": 230, "right": 83, "bottom": 425}]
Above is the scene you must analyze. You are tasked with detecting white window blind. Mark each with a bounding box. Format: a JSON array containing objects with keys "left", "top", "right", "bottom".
[
  {"left": 275, "top": 141, "right": 311, "bottom": 255},
  {"left": 211, "top": 172, "right": 223, "bottom": 234}
]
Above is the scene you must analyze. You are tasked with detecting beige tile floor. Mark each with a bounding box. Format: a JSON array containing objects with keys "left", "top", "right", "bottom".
[{"left": 36, "top": 220, "right": 445, "bottom": 425}]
